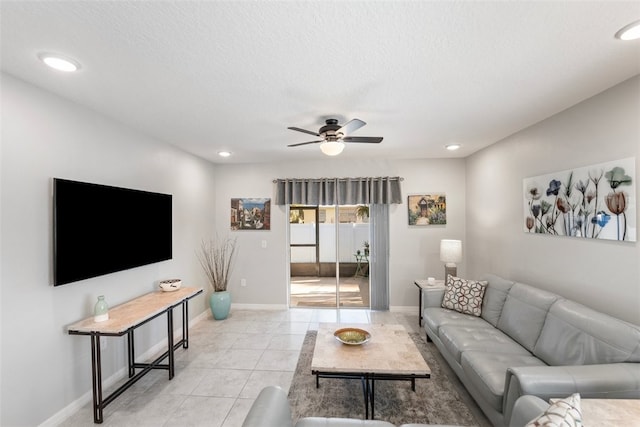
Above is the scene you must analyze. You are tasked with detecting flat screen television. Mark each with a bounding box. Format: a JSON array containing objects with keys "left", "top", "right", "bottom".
[{"left": 53, "top": 178, "right": 172, "bottom": 286}]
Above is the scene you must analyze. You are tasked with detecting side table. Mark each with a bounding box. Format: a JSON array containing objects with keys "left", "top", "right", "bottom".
[
  {"left": 414, "top": 279, "right": 445, "bottom": 326},
  {"left": 354, "top": 253, "right": 369, "bottom": 277},
  {"left": 551, "top": 398, "right": 640, "bottom": 426}
]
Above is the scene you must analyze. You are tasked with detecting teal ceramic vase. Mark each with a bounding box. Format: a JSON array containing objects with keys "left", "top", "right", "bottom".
[{"left": 209, "top": 291, "right": 231, "bottom": 320}]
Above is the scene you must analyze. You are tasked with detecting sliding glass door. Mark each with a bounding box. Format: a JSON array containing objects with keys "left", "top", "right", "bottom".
[{"left": 289, "top": 205, "right": 370, "bottom": 308}]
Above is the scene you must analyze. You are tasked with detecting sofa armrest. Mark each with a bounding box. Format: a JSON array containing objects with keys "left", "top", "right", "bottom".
[
  {"left": 503, "top": 363, "right": 640, "bottom": 423},
  {"left": 422, "top": 287, "right": 445, "bottom": 308},
  {"left": 242, "top": 386, "right": 294, "bottom": 427},
  {"left": 508, "top": 395, "right": 549, "bottom": 427}
]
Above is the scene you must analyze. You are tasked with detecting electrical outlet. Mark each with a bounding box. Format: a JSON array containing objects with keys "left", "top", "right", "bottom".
[
  {"left": 261, "top": 240, "right": 267, "bottom": 249},
  {"left": 100, "top": 336, "right": 107, "bottom": 351},
  {"left": 240, "top": 278, "right": 247, "bottom": 287}
]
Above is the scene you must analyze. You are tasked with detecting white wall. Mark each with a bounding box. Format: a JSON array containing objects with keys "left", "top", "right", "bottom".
[
  {"left": 466, "top": 76, "right": 640, "bottom": 325},
  {"left": 0, "top": 74, "right": 217, "bottom": 426},
  {"left": 214, "top": 158, "right": 466, "bottom": 309}
]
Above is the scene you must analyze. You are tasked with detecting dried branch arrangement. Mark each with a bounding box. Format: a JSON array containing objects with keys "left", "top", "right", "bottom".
[{"left": 197, "top": 236, "right": 237, "bottom": 292}]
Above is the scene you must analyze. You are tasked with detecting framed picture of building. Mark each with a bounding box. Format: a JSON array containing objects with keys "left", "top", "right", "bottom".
[
  {"left": 408, "top": 194, "right": 446, "bottom": 226},
  {"left": 231, "top": 198, "right": 271, "bottom": 230}
]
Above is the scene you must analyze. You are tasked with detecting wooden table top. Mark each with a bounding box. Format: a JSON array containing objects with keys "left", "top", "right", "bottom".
[
  {"left": 67, "top": 287, "right": 203, "bottom": 334},
  {"left": 311, "top": 323, "right": 430, "bottom": 375},
  {"left": 414, "top": 279, "right": 445, "bottom": 289}
]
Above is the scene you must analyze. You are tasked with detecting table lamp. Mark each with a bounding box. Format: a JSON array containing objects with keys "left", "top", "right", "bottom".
[{"left": 440, "top": 239, "right": 462, "bottom": 280}]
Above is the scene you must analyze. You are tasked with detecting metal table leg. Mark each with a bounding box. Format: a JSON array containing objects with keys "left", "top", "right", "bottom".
[
  {"left": 90, "top": 334, "right": 104, "bottom": 424},
  {"left": 417, "top": 285, "right": 423, "bottom": 326},
  {"left": 167, "top": 309, "right": 174, "bottom": 379},
  {"left": 127, "top": 330, "right": 135, "bottom": 378},
  {"left": 182, "top": 300, "right": 189, "bottom": 349}
]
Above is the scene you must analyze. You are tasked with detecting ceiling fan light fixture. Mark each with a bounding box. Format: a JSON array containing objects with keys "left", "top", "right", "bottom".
[
  {"left": 615, "top": 20, "right": 640, "bottom": 40},
  {"left": 320, "top": 140, "right": 345, "bottom": 156}
]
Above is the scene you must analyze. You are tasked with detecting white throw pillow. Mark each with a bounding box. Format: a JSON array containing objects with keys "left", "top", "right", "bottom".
[
  {"left": 441, "top": 275, "right": 487, "bottom": 317},
  {"left": 525, "top": 393, "right": 582, "bottom": 427}
]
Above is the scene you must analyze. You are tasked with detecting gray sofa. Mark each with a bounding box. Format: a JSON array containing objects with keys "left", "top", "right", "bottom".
[
  {"left": 241, "top": 385, "right": 551, "bottom": 427},
  {"left": 422, "top": 273, "right": 640, "bottom": 427}
]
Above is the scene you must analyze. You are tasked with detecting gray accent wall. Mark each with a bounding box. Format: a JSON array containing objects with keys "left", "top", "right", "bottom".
[{"left": 465, "top": 75, "right": 640, "bottom": 325}]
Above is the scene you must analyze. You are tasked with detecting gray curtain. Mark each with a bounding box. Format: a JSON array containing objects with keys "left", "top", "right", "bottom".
[
  {"left": 275, "top": 177, "right": 402, "bottom": 205},
  {"left": 275, "top": 176, "right": 401, "bottom": 311},
  {"left": 369, "top": 203, "right": 390, "bottom": 310}
]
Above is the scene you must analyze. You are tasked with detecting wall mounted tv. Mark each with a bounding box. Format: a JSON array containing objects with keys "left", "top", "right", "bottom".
[{"left": 53, "top": 178, "right": 172, "bottom": 286}]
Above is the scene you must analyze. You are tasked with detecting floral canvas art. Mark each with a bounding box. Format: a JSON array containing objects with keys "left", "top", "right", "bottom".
[
  {"left": 523, "top": 157, "right": 636, "bottom": 242},
  {"left": 408, "top": 194, "right": 446, "bottom": 226}
]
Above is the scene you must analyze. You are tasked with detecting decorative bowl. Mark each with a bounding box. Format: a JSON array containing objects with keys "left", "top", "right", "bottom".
[
  {"left": 334, "top": 327, "right": 371, "bottom": 345},
  {"left": 159, "top": 279, "right": 182, "bottom": 292}
]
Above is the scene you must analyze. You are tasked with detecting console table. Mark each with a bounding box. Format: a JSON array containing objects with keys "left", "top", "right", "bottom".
[{"left": 68, "top": 286, "right": 203, "bottom": 424}]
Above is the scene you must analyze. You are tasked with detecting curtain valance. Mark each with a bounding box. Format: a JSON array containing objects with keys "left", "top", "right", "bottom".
[{"left": 274, "top": 177, "right": 402, "bottom": 206}]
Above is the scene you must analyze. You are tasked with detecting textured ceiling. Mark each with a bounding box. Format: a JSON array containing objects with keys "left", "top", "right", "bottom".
[{"left": 2, "top": 1, "right": 639, "bottom": 164}]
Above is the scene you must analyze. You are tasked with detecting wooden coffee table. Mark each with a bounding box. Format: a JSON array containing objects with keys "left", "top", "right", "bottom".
[{"left": 311, "top": 323, "right": 431, "bottom": 419}]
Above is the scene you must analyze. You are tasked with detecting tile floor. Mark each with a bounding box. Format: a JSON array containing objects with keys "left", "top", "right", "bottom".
[
  {"left": 290, "top": 276, "right": 371, "bottom": 308},
  {"left": 60, "top": 308, "right": 412, "bottom": 427}
]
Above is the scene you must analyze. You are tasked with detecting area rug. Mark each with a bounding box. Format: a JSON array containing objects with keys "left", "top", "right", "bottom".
[{"left": 288, "top": 330, "right": 479, "bottom": 426}]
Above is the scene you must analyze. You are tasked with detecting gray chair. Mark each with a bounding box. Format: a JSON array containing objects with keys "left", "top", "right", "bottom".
[{"left": 241, "top": 386, "right": 551, "bottom": 427}]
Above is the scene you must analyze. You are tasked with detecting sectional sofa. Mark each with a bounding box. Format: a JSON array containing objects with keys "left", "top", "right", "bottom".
[{"left": 422, "top": 273, "right": 640, "bottom": 426}]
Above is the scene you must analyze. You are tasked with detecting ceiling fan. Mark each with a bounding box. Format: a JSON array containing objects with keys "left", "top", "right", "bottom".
[{"left": 287, "top": 118, "right": 383, "bottom": 156}]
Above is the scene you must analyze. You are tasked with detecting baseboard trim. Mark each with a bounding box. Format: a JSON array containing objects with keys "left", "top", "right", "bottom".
[
  {"left": 231, "top": 303, "right": 289, "bottom": 310},
  {"left": 39, "top": 312, "right": 209, "bottom": 427},
  {"left": 390, "top": 305, "right": 417, "bottom": 313}
]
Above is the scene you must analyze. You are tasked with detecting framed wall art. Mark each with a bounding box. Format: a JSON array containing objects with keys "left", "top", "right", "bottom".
[
  {"left": 408, "top": 194, "right": 446, "bottom": 226},
  {"left": 231, "top": 198, "right": 271, "bottom": 230},
  {"left": 523, "top": 157, "right": 635, "bottom": 242}
]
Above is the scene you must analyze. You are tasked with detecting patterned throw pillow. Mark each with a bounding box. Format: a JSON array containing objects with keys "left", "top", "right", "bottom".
[
  {"left": 441, "top": 275, "right": 487, "bottom": 317},
  {"left": 525, "top": 394, "right": 582, "bottom": 427}
]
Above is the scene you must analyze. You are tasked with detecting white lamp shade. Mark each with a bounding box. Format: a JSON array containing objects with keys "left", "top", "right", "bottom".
[
  {"left": 320, "top": 140, "right": 345, "bottom": 156},
  {"left": 440, "top": 239, "right": 462, "bottom": 264}
]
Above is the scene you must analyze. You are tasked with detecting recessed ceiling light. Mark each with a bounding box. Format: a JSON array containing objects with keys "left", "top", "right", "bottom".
[
  {"left": 218, "top": 151, "right": 232, "bottom": 158},
  {"left": 615, "top": 20, "right": 640, "bottom": 41},
  {"left": 445, "top": 144, "right": 461, "bottom": 151},
  {"left": 38, "top": 53, "right": 80, "bottom": 72}
]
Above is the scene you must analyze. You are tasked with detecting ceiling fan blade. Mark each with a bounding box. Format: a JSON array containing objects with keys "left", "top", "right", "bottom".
[
  {"left": 338, "top": 118, "right": 366, "bottom": 135},
  {"left": 287, "top": 140, "right": 323, "bottom": 147},
  {"left": 343, "top": 136, "right": 383, "bottom": 143},
  {"left": 288, "top": 126, "right": 320, "bottom": 137}
]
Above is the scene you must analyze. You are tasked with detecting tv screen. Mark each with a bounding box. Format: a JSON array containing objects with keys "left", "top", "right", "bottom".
[{"left": 53, "top": 178, "right": 172, "bottom": 286}]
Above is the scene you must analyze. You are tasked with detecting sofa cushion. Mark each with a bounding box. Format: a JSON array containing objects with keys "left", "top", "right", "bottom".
[
  {"left": 461, "top": 350, "right": 546, "bottom": 412},
  {"left": 533, "top": 299, "right": 640, "bottom": 365},
  {"left": 497, "top": 283, "right": 559, "bottom": 352},
  {"left": 423, "top": 307, "right": 491, "bottom": 338},
  {"left": 441, "top": 276, "right": 488, "bottom": 317},
  {"left": 480, "top": 274, "right": 516, "bottom": 327},
  {"left": 439, "top": 324, "right": 531, "bottom": 364}
]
